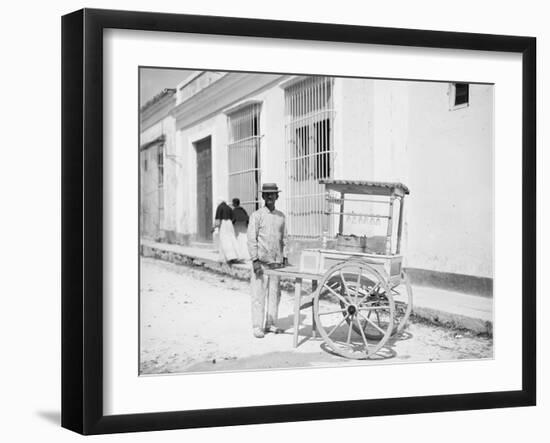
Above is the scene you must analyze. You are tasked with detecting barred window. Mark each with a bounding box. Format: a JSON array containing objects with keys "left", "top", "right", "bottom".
[
  {"left": 284, "top": 77, "right": 334, "bottom": 237},
  {"left": 227, "top": 103, "right": 262, "bottom": 215}
]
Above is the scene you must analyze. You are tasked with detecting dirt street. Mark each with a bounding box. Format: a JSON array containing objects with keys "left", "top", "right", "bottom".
[{"left": 140, "top": 258, "right": 493, "bottom": 374}]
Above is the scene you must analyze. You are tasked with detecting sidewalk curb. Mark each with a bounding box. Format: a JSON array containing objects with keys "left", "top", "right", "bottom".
[
  {"left": 141, "top": 244, "right": 251, "bottom": 280},
  {"left": 141, "top": 243, "right": 492, "bottom": 336},
  {"left": 411, "top": 306, "right": 492, "bottom": 336}
]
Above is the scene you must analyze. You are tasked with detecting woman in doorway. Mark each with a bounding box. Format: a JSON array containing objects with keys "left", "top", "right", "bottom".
[
  {"left": 214, "top": 197, "right": 239, "bottom": 264},
  {"left": 231, "top": 198, "right": 250, "bottom": 261}
]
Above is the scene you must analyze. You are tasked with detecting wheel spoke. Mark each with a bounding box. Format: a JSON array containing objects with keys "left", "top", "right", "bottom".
[
  {"left": 358, "top": 306, "right": 390, "bottom": 312},
  {"left": 323, "top": 283, "right": 351, "bottom": 306},
  {"left": 318, "top": 308, "right": 348, "bottom": 316},
  {"left": 355, "top": 315, "right": 370, "bottom": 351},
  {"left": 355, "top": 269, "right": 362, "bottom": 304},
  {"left": 327, "top": 281, "right": 340, "bottom": 290},
  {"left": 339, "top": 272, "right": 352, "bottom": 300},
  {"left": 358, "top": 312, "right": 386, "bottom": 335},
  {"left": 357, "top": 282, "right": 381, "bottom": 307},
  {"left": 367, "top": 282, "right": 381, "bottom": 296},
  {"left": 346, "top": 316, "right": 353, "bottom": 344},
  {"left": 327, "top": 314, "right": 349, "bottom": 338}
]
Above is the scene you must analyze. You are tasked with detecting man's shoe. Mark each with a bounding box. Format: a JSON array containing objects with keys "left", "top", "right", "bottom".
[
  {"left": 253, "top": 327, "right": 265, "bottom": 338},
  {"left": 264, "top": 325, "right": 285, "bottom": 334}
]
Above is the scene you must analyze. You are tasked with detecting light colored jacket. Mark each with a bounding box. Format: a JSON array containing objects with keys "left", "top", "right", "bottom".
[{"left": 247, "top": 206, "right": 287, "bottom": 264}]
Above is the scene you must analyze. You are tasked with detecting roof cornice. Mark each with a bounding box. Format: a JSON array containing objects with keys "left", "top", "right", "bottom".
[
  {"left": 173, "top": 73, "right": 287, "bottom": 130},
  {"left": 140, "top": 95, "right": 176, "bottom": 131}
]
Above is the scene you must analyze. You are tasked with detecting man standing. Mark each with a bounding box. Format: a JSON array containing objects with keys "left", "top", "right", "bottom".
[{"left": 247, "top": 183, "right": 288, "bottom": 338}]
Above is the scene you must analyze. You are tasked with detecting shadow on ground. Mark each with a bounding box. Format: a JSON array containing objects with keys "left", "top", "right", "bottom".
[
  {"left": 36, "top": 410, "right": 60, "bottom": 426},
  {"left": 185, "top": 349, "right": 339, "bottom": 373}
]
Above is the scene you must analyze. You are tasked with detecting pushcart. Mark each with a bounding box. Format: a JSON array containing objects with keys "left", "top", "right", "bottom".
[{"left": 266, "top": 179, "right": 412, "bottom": 359}]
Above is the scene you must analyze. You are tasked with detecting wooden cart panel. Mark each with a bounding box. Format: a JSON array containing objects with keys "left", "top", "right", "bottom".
[{"left": 299, "top": 248, "right": 403, "bottom": 285}]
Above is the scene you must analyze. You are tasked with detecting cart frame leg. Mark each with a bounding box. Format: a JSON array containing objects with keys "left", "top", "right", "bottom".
[
  {"left": 311, "top": 280, "right": 318, "bottom": 338},
  {"left": 293, "top": 277, "right": 303, "bottom": 348}
]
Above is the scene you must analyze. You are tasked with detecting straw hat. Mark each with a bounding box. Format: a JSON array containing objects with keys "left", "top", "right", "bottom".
[{"left": 261, "top": 183, "right": 282, "bottom": 193}]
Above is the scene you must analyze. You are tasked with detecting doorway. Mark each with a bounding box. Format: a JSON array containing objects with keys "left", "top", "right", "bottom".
[{"left": 194, "top": 136, "right": 213, "bottom": 241}]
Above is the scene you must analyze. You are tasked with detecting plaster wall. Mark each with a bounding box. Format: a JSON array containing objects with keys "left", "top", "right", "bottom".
[
  {"left": 404, "top": 82, "right": 494, "bottom": 277},
  {"left": 364, "top": 80, "right": 494, "bottom": 277},
  {"left": 255, "top": 82, "right": 287, "bottom": 214}
]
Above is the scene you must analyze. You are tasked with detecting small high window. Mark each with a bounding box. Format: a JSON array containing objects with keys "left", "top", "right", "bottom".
[{"left": 450, "top": 82, "right": 469, "bottom": 110}]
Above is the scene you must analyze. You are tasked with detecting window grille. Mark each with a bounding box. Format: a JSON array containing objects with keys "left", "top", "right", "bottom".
[
  {"left": 284, "top": 77, "right": 335, "bottom": 238},
  {"left": 227, "top": 103, "right": 262, "bottom": 215}
]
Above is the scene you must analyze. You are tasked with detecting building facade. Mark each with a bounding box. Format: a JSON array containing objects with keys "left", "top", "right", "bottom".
[{"left": 140, "top": 72, "right": 494, "bottom": 291}]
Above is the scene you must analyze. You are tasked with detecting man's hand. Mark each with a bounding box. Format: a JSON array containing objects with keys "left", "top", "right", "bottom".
[{"left": 252, "top": 260, "right": 263, "bottom": 276}]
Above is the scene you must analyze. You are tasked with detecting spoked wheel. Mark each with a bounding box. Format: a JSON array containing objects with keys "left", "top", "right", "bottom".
[
  {"left": 326, "top": 269, "right": 413, "bottom": 340},
  {"left": 313, "top": 260, "right": 395, "bottom": 359}
]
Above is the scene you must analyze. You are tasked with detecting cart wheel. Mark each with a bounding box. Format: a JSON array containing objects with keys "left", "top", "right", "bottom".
[
  {"left": 333, "top": 269, "right": 413, "bottom": 340},
  {"left": 313, "top": 260, "right": 395, "bottom": 359}
]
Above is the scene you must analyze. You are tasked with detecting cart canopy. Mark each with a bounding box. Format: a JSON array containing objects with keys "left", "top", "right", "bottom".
[{"left": 319, "top": 179, "right": 410, "bottom": 196}]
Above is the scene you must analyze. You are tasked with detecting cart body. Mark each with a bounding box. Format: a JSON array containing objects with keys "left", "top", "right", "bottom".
[
  {"left": 298, "top": 179, "right": 412, "bottom": 359},
  {"left": 300, "top": 249, "right": 403, "bottom": 287}
]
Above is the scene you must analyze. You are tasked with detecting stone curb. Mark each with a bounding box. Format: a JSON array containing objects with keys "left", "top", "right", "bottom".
[
  {"left": 141, "top": 244, "right": 251, "bottom": 280},
  {"left": 411, "top": 306, "right": 492, "bottom": 336}
]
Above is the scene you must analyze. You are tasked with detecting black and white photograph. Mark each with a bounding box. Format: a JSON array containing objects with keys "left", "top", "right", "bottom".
[
  {"left": 1, "top": 0, "right": 547, "bottom": 438},
  {"left": 139, "top": 68, "right": 494, "bottom": 374}
]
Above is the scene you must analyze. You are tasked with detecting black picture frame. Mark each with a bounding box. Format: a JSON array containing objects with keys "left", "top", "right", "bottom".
[{"left": 61, "top": 8, "right": 536, "bottom": 435}]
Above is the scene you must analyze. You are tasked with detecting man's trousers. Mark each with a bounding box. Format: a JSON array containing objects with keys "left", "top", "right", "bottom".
[{"left": 250, "top": 263, "right": 281, "bottom": 329}]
